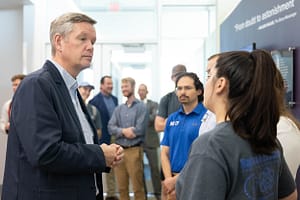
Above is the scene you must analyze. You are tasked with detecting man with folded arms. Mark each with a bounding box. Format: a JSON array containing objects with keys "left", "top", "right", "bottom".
[{"left": 108, "top": 77, "right": 147, "bottom": 200}]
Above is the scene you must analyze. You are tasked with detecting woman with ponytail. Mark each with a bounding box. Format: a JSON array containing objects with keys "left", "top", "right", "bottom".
[{"left": 176, "top": 50, "right": 297, "bottom": 200}]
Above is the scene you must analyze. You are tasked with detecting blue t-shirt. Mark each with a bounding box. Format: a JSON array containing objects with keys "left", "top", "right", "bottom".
[{"left": 161, "top": 103, "right": 207, "bottom": 173}]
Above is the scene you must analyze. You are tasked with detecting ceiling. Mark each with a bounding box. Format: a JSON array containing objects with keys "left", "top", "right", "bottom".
[
  {"left": 0, "top": 0, "right": 216, "bottom": 10},
  {"left": 0, "top": 0, "right": 32, "bottom": 9}
]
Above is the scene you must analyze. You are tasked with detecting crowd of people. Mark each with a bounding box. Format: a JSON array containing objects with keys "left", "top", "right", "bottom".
[{"left": 1, "top": 12, "right": 299, "bottom": 200}]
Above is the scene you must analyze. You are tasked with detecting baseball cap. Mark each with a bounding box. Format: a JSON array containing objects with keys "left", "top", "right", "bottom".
[{"left": 78, "top": 81, "right": 95, "bottom": 89}]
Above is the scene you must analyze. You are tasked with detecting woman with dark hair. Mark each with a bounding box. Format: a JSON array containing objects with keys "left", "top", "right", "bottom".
[{"left": 176, "top": 50, "right": 297, "bottom": 200}]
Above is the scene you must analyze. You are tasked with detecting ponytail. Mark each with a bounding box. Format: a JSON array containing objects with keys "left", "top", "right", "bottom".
[{"left": 215, "top": 49, "right": 280, "bottom": 154}]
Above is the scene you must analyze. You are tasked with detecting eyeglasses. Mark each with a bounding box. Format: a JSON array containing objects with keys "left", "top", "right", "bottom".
[{"left": 176, "top": 86, "right": 195, "bottom": 92}]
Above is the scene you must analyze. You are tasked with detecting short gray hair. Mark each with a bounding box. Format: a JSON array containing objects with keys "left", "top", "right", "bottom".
[{"left": 50, "top": 12, "right": 97, "bottom": 56}]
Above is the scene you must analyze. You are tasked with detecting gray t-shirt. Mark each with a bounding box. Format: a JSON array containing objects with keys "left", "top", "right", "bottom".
[
  {"left": 157, "top": 91, "right": 181, "bottom": 118},
  {"left": 176, "top": 122, "right": 295, "bottom": 200}
]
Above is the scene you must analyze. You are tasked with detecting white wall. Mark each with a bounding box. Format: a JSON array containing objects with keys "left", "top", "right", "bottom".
[
  {"left": 0, "top": 9, "right": 23, "bottom": 102},
  {"left": 30, "top": 0, "right": 81, "bottom": 71},
  {"left": 0, "top": 8, "right": 23, "bottom": 184},
  {"left": 215, "top": 0, "right": 241, "bottom": 51}
]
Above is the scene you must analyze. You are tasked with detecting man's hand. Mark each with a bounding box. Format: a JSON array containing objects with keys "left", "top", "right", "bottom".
[
  {"left": 162, "top": 176, "right": 177, "bottom": 200},
  {"left": 110, "top": 143, "right": 124, "bottom": 167},
  {"left": 163, "top": 176, "right": 176, "bottom": 194},
  {"left": 100, "top": 143, "right": 124, "bottom": 168},
  {"left": 122, "top": 127, "right": 136, "bottom": 139}
]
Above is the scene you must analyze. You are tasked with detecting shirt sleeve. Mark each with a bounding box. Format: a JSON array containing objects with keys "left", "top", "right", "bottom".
[
  {"left": 278, "top": 151, "right": 296, "bottom": 198},
  {"left": 132, "top": 103, "right": 147, "bottom": 136},
  {"left": 160, "top": 117, "right": 171, "bottom": 146},
  {"left": 107, "top": 108, "right": 123, "bottom": 137},
  {"left": 157, "top": 95, "right": 168, "bottom": 118}
]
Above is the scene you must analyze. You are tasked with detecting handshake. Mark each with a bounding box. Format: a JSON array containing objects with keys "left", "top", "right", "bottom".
[{"left": 100, "top": 143, "right": 124, "bottom": 168}]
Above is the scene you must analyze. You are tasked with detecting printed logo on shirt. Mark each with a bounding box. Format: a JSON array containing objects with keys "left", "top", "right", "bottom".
[
  {"left": 239, "top": 151, "right": 280, "bottom": 199},
  {"left": 169, "top": 120, "right": 180, "bottom": 126},
  {"left": 192, "top": 122, "right": 199, "bottom": 126}
]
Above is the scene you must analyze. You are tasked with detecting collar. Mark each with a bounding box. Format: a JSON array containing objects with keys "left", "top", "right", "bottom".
[
  {"left": 179, "top": 103, "right": 206, "bottom": 115},
  {"left": 125, "top": 98, "right": 140, "bottom": 106},
  {"left": 141, "top": 98, "right": 147, "bottom": 104},
  {"left": 49, "top": 59, "right": 78, "bottom": 92},
  {"left": 101, "top": 92, "right": 112, "bottom": 98}
]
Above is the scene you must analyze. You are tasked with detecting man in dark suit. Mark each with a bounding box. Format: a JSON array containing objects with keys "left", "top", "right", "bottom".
[
  {"left": 138, "top": 84, "right": 161, "bottom": 200},
  {"left": 90, "top": 76, "right": 118, "bottom": 145},
  {"left": 2, "top": 12, "right": 123, "bottom": 200},
  {"left": 90, "top": 76, "right": 119, "bottom": 200}
]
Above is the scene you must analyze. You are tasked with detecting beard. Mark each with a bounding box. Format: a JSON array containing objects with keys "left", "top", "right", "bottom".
[{"left": 124, "top": 91, "right": 134, "bottom": 98}]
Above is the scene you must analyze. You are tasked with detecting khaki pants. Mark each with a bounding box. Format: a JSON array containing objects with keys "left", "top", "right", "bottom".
[{"left": 115, "top": 146, "right": 145, "bottom": 200}]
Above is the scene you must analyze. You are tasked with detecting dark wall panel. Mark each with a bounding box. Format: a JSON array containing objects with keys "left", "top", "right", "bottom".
[{"left": 220, "top": 0, "right": 300, "bottom": 118}]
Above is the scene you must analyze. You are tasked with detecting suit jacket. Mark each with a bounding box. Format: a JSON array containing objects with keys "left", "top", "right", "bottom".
[
  {"left": 89, "top": 92, "right": 118, "bottom": 144},
  {"left": 2, "top": 60, "right": 107, "bottom": 200},
  {"left": 144, "top": 99, "right": 160, "bottom": 148}
]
